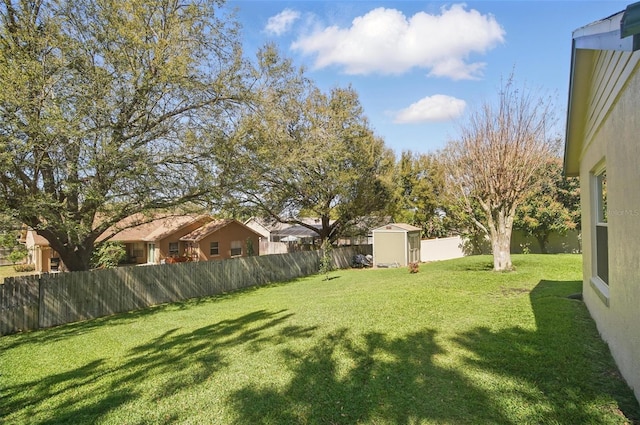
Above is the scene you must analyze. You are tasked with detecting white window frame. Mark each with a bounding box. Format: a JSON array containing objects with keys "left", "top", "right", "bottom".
[
  {"left": 590, "top": 164, "right": 609, "bottom": 306},
  {"left": 147, "top": 243, "right": 156, "bottom": 264},
  {"left": 210, "top": 241, "right": 219, "bottom": 256},
  {"left": 230, "top": 240, "right": 242, "bottom": 257},
  {"left": 168, "top": 242, "right": 179, "bottom": 257}
]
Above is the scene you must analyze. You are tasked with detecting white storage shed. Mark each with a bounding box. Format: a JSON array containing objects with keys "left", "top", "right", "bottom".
[{"left": 372, "top": 223, "right": 421, "bottom": 267}]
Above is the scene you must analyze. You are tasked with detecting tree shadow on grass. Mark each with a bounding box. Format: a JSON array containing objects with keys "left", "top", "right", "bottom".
[
  {"left": 229, "top": 328, "right": 510, "bottom": 424},
  {"left": 0, "top": 277, "right": 308, "bottom": 351},
  {"left": 453, "top": 280, "right": 640, "bottom": 424},
  {"left": 1, "top": 309, "right": 316, "bottom": 424}
]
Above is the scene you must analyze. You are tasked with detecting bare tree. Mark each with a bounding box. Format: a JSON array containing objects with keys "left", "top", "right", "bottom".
[{"left": 442, "top": 76, "right": 559, "bottom": 271}]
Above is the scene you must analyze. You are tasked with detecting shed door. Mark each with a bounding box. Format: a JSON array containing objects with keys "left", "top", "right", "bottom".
[
  {"left": 408, "top": 233, "right": 420, "bottom": 263},
  {"left": 375, "top": 232, "right": 406, "bottom": 266}
]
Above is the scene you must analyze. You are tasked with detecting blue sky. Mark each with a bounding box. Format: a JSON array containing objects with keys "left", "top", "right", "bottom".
[{"left": 229, "top": 1, "right": 629, "bottom": 154}]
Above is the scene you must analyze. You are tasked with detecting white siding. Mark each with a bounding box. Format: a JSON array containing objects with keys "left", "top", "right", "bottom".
[{"left": 577, "top": 48, "right": 640, "bottom": 402}]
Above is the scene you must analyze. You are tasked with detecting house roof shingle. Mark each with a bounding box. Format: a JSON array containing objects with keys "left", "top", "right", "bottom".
[
  {"left": 180, "top": 219, "right": 234, "bottom": 242},
  {"left": 104, "top": 214, "right": 211, "bottom": 243}
]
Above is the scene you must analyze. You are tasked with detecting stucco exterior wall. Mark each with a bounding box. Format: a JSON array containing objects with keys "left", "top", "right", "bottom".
[
  {"left": 25, "top": 231, "right": 62, "bottom": 272},
  {"left": 579, "top": 51, "right": 640, "bottom": 400},
  {"left": 157, "top": 221, "right": 208, "bottom": 261},
  {"left": 193, "top": 223, "right": 260, "bottom": 261}
]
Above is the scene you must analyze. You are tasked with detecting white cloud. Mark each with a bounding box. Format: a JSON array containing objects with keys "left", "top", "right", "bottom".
[
  {"left": 265, "top": 9, "right": 301, "bottom": 36},
  {"left": 394, "top": 95, "right": 466, "bottom": 123},
  {"left": 291, "top": 4, "right": 505, "bottom": 80}
]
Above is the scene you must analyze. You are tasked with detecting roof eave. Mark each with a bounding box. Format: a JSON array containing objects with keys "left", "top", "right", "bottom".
[
  {"left": 564, "top": 8, "right": 637, "bottom": 177},
  {"left": 564, "top": 42, "right": 592, "bottom": 177}
]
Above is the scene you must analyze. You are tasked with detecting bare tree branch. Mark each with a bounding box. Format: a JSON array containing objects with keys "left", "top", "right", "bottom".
[{"left": 442, "top": 74, "right": 559, "bottom": 270}]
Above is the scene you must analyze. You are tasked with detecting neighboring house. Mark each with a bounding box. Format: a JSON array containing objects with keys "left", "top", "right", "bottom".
[
  {"left": 274, "top": 222, "right": 321, "bottom": 244},
  {"left": 372, "top": 223, "right": 421, "bottom": 267},
  {"left": 180, "top": 219, "right": 261, "bottom": 261},
  {"left": 24, "top": 230, "right": 62, "bottom": 273},
  {"left": 245, "top": 216, "right": 377, "bottom": 246},
  {"left": 243, "top": 217, "right": 270, "bottom": 240},
  {"left": 25, "top": 214, "right": 262, "bottom": 271},
  {"left": 25, "top": 215, "right": 210, "bottom": 271},
  {"left": 244, "top": 217, "right": 329, "bottom": 243},
  {"left": 100, "top": 214, "right": 213, "bottom": 264},
  {"left": 244, "top": 217, "right": 290, "bottom": 242},
  {"left": 565, "top": 4, "right": 640, "bottom": 402}
]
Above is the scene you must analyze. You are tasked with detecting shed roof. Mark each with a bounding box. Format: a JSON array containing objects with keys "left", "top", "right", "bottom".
[
  {"left": 30, "top": 231, "right": 50, "bottom": 247},
  {"left": 372, "top": 223, "right": 421, "bottom": 233}
]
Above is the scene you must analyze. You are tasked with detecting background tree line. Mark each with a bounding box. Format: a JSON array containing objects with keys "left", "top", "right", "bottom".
[{"left": 0, "top": 0, "right": 579, "bottom": 272}]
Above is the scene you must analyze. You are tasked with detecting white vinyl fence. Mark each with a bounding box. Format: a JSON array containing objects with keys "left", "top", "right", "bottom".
[{"left": 421, "top": 230, "right": 582, "bottom": 262}]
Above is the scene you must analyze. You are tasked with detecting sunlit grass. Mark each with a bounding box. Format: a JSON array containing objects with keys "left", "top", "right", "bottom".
[
  {"left": 0, "top": 265, "right": 36, "bottom": 280},
  {"left": 1, "top": 254, "right": 638, "bottom": 424}
]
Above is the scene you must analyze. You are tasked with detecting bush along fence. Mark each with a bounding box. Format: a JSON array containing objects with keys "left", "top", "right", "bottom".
[{"left": 0, "top": 245, "right": 371, "bottom": 336}]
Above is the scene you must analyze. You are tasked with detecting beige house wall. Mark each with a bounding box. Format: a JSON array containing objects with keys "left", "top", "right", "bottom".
[
  {"left": 25, "top": 231, "right": 62, "bottom": 273},
  {"left": 192, "top": 223, "right": 260, "bottom": 261},
  {"left": 577, "top": 49, "right": 640, "bottom": 401}
]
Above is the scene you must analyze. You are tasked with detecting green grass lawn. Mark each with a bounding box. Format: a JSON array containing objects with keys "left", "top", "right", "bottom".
[
  {"left": 1, "top": 254, "right": 638, "bottom": 424},
  {"left": 0, "top": 265, "right": 36, "bottom": 280}
]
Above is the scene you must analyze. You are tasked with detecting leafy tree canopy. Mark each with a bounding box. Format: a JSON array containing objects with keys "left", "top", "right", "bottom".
[
  {"left": 514, "top": 157, "right": 580, "bottom": 253},
  {"left": 217, "top": 45, "right": 395, "bottom": 242},
  {"left": 0, "top": 0, "right": 247, "bottom": 270},
  {"left": 393, "top": 151, "right": 449, "bottom": 238}
]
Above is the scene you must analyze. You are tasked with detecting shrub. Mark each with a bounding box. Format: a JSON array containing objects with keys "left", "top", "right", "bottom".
[
  {"left": 7, "top": 246, "right": 28, "bottom": 265},
  {"left": 92, "top": 242, "right": 127, "bottom": 269},
  {"left": 409, "top": 262, "right": 419, "bottom": 273},
  {"left": 319, "top": 238, "right": 334, "bottom": 280},
  {"left": 13, "top": 263, "right": 35, "bottom": 272},
  {"left": 246, "top": 238, "right": 255, "bottom": 256}
]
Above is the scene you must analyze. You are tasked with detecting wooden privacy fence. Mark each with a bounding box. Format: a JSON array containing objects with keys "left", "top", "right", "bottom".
[{"left": 0, "top": 246, "right": 371, "bottom": 336}]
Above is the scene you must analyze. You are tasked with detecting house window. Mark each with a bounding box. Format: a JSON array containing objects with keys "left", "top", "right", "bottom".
[
  {"left": 169, "top": 242, "right": 179, "bottom": 257},
  {"left": 132, "top": 243, "right": 144, "bottom": 258},
  {"left": 210, "top": 241, "right": 219, "bottom": 256},
  {"left": 230, "top": 240, "right": 242, "bottom": 257},
  {"left": 593, "top": 169, "right": 608, "bottom": 285}
]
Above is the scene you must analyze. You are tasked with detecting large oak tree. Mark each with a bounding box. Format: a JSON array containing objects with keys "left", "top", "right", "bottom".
[
  {"left": 218, "top": 46, "right": 395, "bottom": 243},
  {"left": 0, "top": 0, "right": 246, "bottom": 270},
  {"left": 393, "top": 151, "right": 448, "bottom": 238}
]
